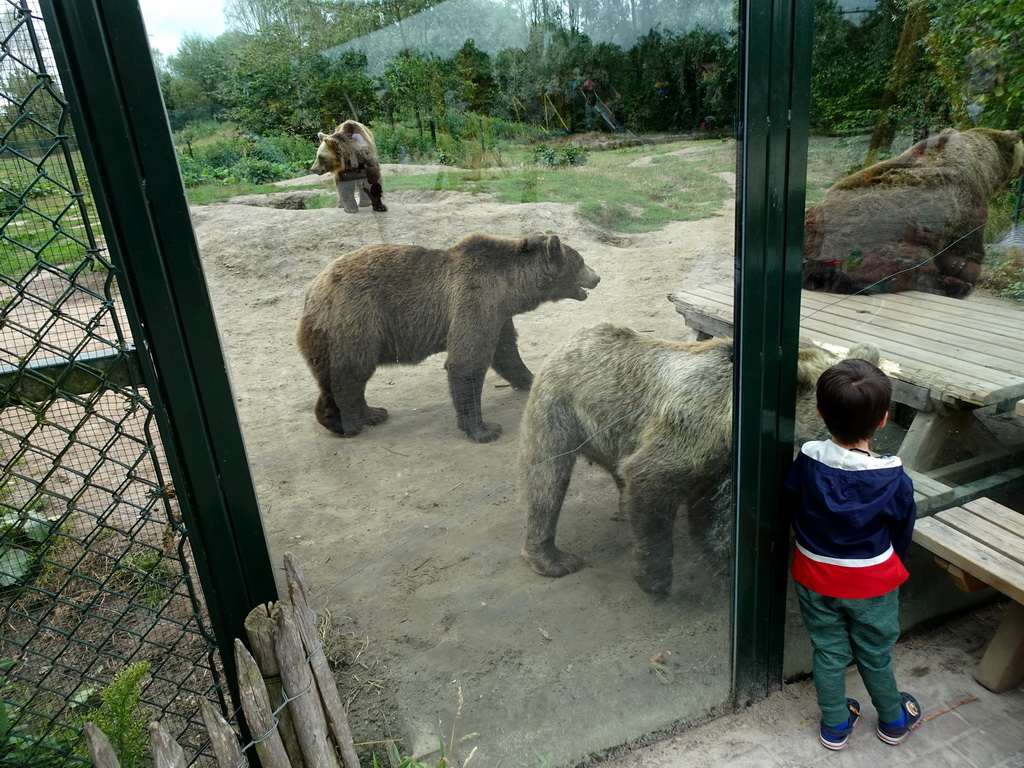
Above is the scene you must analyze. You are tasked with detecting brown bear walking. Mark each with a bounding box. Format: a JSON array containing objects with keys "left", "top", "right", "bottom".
[
  {"left": 297, "top": 233, "right": 600, "bottom": 443},
  {"left": 803, "top": 127, "right": 1023, "bottom": 298},
  {"left": 519, "top": 323, "right": 879, "bottom": 595},
  {"left": 311, "top": 119, "right": 387, "bottom": 213}
]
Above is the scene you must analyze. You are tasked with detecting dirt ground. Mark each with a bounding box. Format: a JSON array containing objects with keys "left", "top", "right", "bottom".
[{"left": 191, "top": 154, "right": 739, "bottom": 766}]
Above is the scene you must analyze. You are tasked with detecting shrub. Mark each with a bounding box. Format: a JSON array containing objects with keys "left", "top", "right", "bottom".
[
  {"left": 532, "top": 142, "right": 589, "bottom": 167},
  {"left": 174, "top": 130, "right": 309, "bottom": 187},
  {"left": 75, "top": 663, "right": 150, "bottom": 768}
]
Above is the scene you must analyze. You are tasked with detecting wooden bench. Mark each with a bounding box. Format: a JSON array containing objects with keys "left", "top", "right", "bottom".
[{"left": 913, "top": 498, "right": 1024, "bottom": 692}]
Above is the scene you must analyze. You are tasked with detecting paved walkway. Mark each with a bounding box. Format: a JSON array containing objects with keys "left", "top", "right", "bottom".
[{"left": 591, "top": 602, "right": 1024, "bottom": 768}]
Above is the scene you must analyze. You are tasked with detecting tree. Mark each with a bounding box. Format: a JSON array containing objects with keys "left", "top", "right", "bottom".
[
  {"left": 925, "top": 0, "right": 1024, "bottom": 130},
  {"left": 216, "top": 24, "right": 376, "bottom": 135},
  {"left": 162, "top": 32, "right": 243, "bottom": 128},
  {"left": 453, "top": 39, "right": 497, "bottom": 114}
]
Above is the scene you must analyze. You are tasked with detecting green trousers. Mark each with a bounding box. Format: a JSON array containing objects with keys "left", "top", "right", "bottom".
[{"left": 795, "top": 583, "right": 904, "bottom": 726}]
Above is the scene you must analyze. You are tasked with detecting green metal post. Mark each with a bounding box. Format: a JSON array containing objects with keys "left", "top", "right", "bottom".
[
  {"left": 732, "top": 0, "right": 813, "bottom": 705},
  {"left": 39, "top": 0, "right": 279, "bottom": 696}
]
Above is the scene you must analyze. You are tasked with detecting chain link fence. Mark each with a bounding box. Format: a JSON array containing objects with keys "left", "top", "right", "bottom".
[{"left": 1, "top": 1, "right": 226, "bottom": 763}]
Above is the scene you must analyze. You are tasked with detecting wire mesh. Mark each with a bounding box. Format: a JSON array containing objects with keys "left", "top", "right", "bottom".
[{"left": 1, "top": 1, "right": 224, "bottom": 763}]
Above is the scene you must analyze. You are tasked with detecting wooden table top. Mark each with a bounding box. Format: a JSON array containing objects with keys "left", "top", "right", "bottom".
[{"left": 669, "top": 285, "right": 1024, "bottom": 408}]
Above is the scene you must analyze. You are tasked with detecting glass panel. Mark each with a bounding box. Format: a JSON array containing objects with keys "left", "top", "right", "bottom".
[
  {"left": 145, "top": 0, "right": 740, "bottom": 762},
  {"left": 786, "top": 0, "right": 1024, "bottom": 680}
]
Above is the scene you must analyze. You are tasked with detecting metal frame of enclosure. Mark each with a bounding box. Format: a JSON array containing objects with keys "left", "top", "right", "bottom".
[{"left": 33, "top": 0, "right": 812, "bottom": 737}]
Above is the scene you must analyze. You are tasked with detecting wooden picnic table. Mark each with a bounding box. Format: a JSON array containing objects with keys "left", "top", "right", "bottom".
[{"left": 669, "top": 284, "right": 1024, "bottom": 509}]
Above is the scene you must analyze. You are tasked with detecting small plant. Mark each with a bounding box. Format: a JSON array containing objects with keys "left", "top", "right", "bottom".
[
  {"left": 0, "top": 499, "right": 58, "bottom": 589},
  {"left": 0, "top": 659, "right": 82, "bottom": 767},
  {"left": 372, "top": 687, "right": 476, "bottom": 768},
  {"left": 435, "top": 147, "right": 457, "bottom": 166},
  {"left": 77, "top": 662, "right": 150, "bottom": 768},
  {"left": 112, "top": 549, "right": 176, "bottom": 608},
  {"left": 532, "top": 143, "right": 558, "bottom": 166},
  {"left": 532, "top": 142, "right": 589, "bottom": 167}
]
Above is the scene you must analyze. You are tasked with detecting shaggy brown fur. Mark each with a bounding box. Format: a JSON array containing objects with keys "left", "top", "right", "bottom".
[
  {"left": 297, "top": 233, "right": 600, "bottom": 443},
  {"left": 519, "top": 324, "right": 879, "bottom": 596},
  {"left": 803, "top": 127, "right": 1023, "bottom": 298},
  {"left": 311, "top": 120, "right": 387, "bottom": 213}
]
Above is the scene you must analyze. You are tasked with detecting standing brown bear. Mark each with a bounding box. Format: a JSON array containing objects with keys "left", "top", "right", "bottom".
[
  {"left": 311, "top": 120, "right": 387, "bottom": 213},
  {"left": 519, "top": 323, "right": 880, "bottom": 596},
  {"left": 297, "top": 232, "right": 600, "bottom": 443},
  {"left": 803, "top": 127, "right": 1023, "bottom": 298}
]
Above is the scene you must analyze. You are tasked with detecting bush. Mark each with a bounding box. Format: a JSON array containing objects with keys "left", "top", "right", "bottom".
[
  {"left": 373, "top": 124, "right": 465, "bottom": 165},
  {"left": 174, "top": 130, "right": 310, "bottom": 187},
  {"left": 532, "top": 142, "right": 589, "bottom": 167}
]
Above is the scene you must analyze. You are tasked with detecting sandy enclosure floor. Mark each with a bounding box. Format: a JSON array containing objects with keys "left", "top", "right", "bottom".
[{"left": 191, "top": 157, "right": 740, "bottom": 766}]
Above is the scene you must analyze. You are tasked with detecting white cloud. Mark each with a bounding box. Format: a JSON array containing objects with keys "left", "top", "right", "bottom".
[{"left": 138, "top": 0, "right": 226, "bottom": 58}]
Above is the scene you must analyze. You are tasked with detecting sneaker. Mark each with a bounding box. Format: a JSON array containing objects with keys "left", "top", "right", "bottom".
[
  {"left": 819, "top": 698, "right": 861, "bottom": 750},
  {"left": 876, "top": 692, "right": 923, "bottom": 745}
]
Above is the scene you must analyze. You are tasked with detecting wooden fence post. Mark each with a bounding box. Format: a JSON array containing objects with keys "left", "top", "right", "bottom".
[
  {"left": 83, "top": 722, "right": 120, "bottom": 768},
  {"left": 148, "top": 721, "right": 187, "bottom": 768},
  {"left": 236, "top": 638, "right": 295, "bottom": 768},
  {"left": 245, "top": 603, "right": 306, "bottom": 765},
  {"left": 274, "top": 602, "right": 341, "bottom": 768},
  {"left": 200, "top": 698, "right": 247, "bottom": 767},
  {"left": 87, "top": 554, "right": 363, "bottom": 768},
  {"left": 284, "top": 553, "right": 361, "bottom": 768}
]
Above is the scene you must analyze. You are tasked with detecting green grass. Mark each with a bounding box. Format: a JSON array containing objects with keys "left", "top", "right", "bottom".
[
  {"left": 381, "top": 140, "right": 736, "bottom": 233},
  {"left": 182, "top": 181, "right": 315, "bottom": 205},
  {"left": 1, "top": 198, "right": 102, "bottom": 279},
  {"left": 2, "top": 150, "right": 104, "bottom": 278}
]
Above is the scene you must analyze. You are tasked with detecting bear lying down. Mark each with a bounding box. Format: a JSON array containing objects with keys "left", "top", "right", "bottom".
[
  {"left": 519, "top": 323, "right": 881, "bottom": 596},
  {"left": 297, "top": 232, "right": 600, "bottom": 443}
]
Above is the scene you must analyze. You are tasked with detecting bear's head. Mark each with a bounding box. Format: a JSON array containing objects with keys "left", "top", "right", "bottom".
[
  {"left": 311, "top": 132, "right": 337, "bottom": 176},
  {"left": 311, "top": 132, "right": 368, "bottom": 176},
  {"left": 523, "top": 232, "right": 601, "bottom": 302},
  {"left": 793, "top": 342, "right": 882, "bottom": 445}
]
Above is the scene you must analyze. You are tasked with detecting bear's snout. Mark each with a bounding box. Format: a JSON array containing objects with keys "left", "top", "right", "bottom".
[{"left": 574, "top": 266, "right": 601, "bottom": 300}]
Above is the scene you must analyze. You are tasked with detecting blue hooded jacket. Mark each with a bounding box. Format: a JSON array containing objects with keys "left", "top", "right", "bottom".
[{"left": 785, "top": 440, "right": 916, "bottom": 599}]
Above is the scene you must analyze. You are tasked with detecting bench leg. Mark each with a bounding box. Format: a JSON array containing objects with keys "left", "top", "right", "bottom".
[
  {"left": 898, "top": 407, "right": 971, "bottom": 473},
  {"left": 973, "top": 601, "right": 1024, "bottom": 693}
]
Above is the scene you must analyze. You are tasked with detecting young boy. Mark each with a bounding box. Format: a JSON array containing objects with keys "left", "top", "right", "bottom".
[{"left": 785, "top": 358, "right": 922, "bottom": 750}]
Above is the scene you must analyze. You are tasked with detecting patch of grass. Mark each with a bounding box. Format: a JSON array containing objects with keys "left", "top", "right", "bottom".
[
  {"left": 371, "top": 687, "right": 477, "bottom": 768},
  {"left": 385, "top": 140, "right": 735, "bottom": 233},
  {"left": 183, "top": 182, "right": 307, "bottom": 205},
  {"left": 1, "top": 153, "right": 103, "bottom": 278},
  {"left": 111, "top": 549, "right": 176, "bottom": 609},
  {"left": 308, "top": 193, "right": 340, "bottom": 209}
]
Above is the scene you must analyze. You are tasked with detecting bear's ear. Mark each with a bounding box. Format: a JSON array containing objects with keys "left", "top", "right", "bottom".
[
  {"left": 523, "top": 232, "right": 547, "bottom": 252},
  {"left": 996, "top": 129, "right": 1023, "bottom": 155},
  {"left": 318, "top": 132, "right": 328, "bottom": 141},
  {"left": 847, "top": 342, "right": 881, "bottom": 366},
  {"left": 545, "top": 234, "right": 562, "bottom": 258}
]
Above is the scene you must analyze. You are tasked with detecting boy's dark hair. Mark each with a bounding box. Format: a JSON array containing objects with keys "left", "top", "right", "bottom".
[{"left": 816, "top": 358, "right": 892, "bottom": 445}]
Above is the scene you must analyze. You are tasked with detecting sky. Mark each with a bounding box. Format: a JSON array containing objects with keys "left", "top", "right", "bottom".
[{"left": 138, "top": 0, "right": 226, "bottom": 59}]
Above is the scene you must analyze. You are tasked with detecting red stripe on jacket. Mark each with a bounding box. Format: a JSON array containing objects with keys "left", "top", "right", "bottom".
[{"left": 791, "top": 547, "right": 908, "bottom": 599}]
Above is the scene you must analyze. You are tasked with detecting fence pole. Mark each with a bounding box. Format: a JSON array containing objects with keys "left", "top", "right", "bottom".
[{"left": 38, "top": 0, "right": 279, "bottom": 700}]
